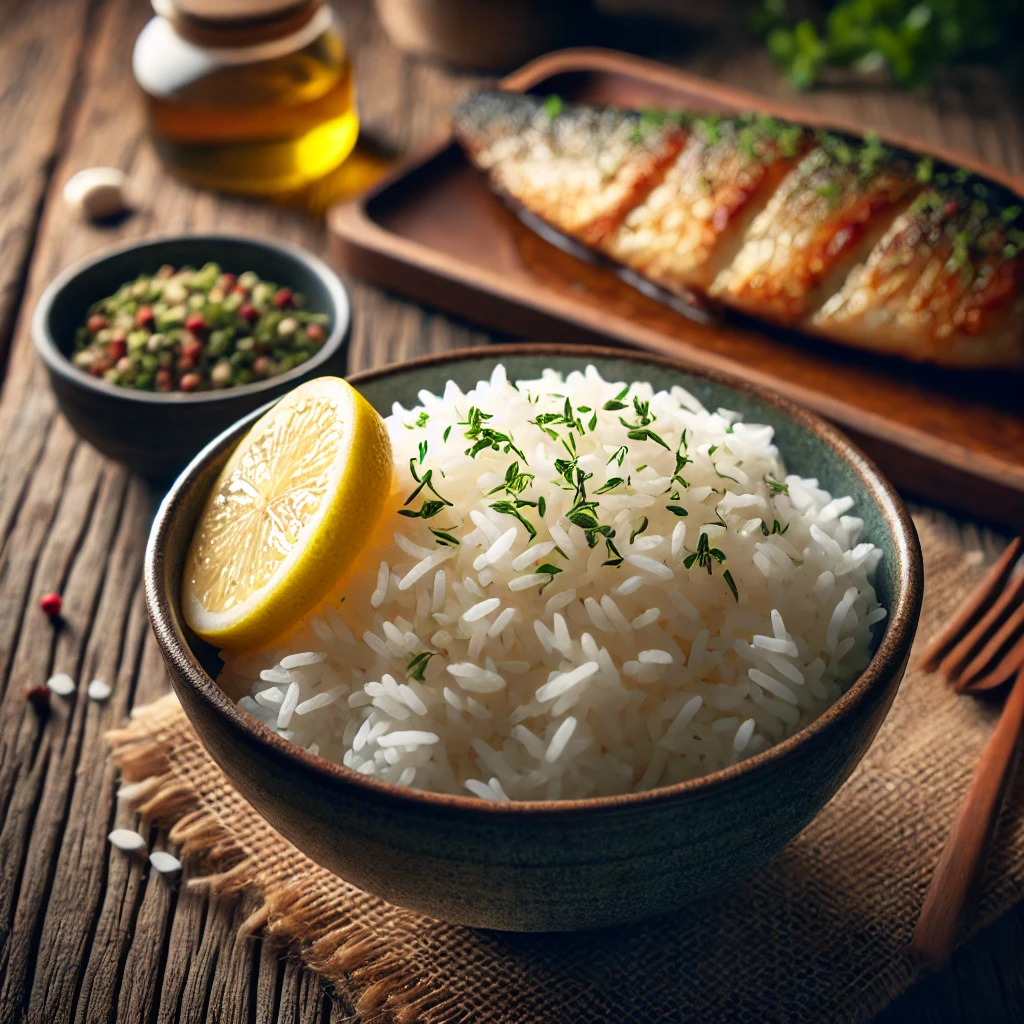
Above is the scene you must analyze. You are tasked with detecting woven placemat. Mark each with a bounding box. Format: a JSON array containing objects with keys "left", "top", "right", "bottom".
[{"left": 108, "top": 515, "right": 1024, "bottom": 1024}]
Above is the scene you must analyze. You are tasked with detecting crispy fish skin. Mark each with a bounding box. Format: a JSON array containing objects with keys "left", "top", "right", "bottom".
[
  {"left": 603, "top": 116, "right": 810, "bottom": 294},
  {"left": 708, "top": 143, "right": 920, "bottom": 324},
  {"left": 453, "top": 89, "right": 1024, "bottom": 369},
  {"left": 811, "top": 188, "right": 1024, "bottom": 366},
  {"left": 452, "top": 91, "right": 686, "bottom": 248}
]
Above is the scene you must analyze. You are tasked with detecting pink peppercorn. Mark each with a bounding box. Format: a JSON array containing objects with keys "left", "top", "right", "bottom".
[
  {"left": 40, "top": 592, "right": 62, "bottom": 617},
  {"left": 155, "top": 369, "right": 173, "bottom": 391},
  {"left": 135, "top": 306, "right": 155, "bottom": 329},
  {"left": 181, "top": 337, "right": 204, "bottom": 364},
  {"left": 87, "top": 314, "right": 107, "bottom": 332},
  {"left": 273, "top": 287, "right": 293, "bottom": 309},
  {"left": 184, "top": 312, "right": 206, "bottom": 334},
  {"left": 108, "top": 338, "right": 127, "bottom": 361},
  {"left": 25, "top": 684, "right": 51, "bottom": 716},
  {"left": 218, "top": 273, "right": 237, "bottom": 291},
  {"left": 253, "top": 356, "right": 272, "bottom": 377},
  {"left": 178, "top": 373, "right": 201, "bottom": 392},
  {"left": 304, "top": 323, "right": 325, "bottom": 343}
]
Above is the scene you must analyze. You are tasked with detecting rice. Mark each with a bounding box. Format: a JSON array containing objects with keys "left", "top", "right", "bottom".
[{"left": 220, "top": 364, "right": 886, "bottom": 801}]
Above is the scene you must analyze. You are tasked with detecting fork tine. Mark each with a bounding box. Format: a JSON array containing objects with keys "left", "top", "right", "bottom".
[
  {"left": 957, "top": 639, "right": 1024, "bottom": 693},
  {"left": 937, "top": 570, "right": 1024, "bottom": 684},
  {"left": 957, "top": 620, "right": 1024, "bottom": 692},
  {"left": 920, "top": 536, "right": 1023, "bottom": 673}
]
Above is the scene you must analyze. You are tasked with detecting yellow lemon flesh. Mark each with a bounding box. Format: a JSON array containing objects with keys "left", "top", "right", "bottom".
[{"left": 182, "top": 377, "right": 393, "bottom": 650}]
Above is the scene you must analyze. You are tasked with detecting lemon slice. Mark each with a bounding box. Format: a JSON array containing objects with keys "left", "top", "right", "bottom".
[{"left": 182, "top": 377, "right": 393, "bottom": 650}]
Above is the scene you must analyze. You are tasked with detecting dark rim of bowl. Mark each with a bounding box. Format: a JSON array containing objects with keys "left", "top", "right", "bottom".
[
  {"left": 32, "top": 233, "right": 351, "bottom": 405},
  {"left": 146, "top": 342, "right": 924, "bottom": 818}
]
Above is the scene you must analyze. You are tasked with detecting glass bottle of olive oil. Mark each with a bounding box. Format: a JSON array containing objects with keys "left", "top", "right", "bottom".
[{"left": 133, "top": 0, "right": 358, "bottom": 197}]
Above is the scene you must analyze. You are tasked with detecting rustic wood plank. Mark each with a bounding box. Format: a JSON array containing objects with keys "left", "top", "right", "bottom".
[{"left": 0, "top": 0, "right": 93, "bottom": 378}]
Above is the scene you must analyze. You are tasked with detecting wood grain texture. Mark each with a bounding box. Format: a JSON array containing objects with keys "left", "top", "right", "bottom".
[
  {"left": 0, "top": 0, "right": 1021, "bottom": 1020},
  {"left": 0, "top": 0, "right": 93, "bottom": 377}
]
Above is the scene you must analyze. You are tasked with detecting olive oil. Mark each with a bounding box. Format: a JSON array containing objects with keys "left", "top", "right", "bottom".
[{"left": 135, "top": 4, "right": 358, "bottom": 197}]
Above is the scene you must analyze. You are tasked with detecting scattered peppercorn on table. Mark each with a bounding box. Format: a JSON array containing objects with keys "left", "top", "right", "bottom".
[{"left": 0, "top": 1, "right": 1021, "bottom": 1022}]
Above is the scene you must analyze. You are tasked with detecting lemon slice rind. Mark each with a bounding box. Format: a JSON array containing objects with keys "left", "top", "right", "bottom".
[{"left": 182, "top": 377, "right": 393, "bottom": 650}]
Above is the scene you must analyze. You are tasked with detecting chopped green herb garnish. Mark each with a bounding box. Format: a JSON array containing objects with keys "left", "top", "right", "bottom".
[
  {"left": 683, "top": 531, "right": 728, "bottom": 577},
  {"left": 608, "top": 446, "right": 628, "bottom": 467},
  {"left": 696, "top": 113, "right": 722, "bottom": 146},
  {"left": 429, "top": 528, "right": 460, "bottom": 546},
  {"left": 566, "top": 504, "right": 600, "bottom": 531},
  {"left": 765, "top": 475, "right": 789, "bottom": 496},
  {"left": 543, "top": 95, "right": 563, "bottom": 119},
  {"left": 490, "top": 500, "right": 537, "bottom": 540},
  {"left": 627, "top": 428, "right": 670, "bottom": 450},
  {"left": 723, "top": 569, "right": 739, "bottom": 602},
  {"left": 398, "top": 500, "right": 447, "bottom": 520},
  {"left": 815, "top": 180, "right": 843, "bottom": 206},
  {"left": 487, "top": 461, "right": 535, "bottom": 498},
  {"left": 405, "top": 464, "right": 453, "bottom": 508},
  {"left": 666, "top": 506, "right": 689, "bottom": 517},
  {"left": 630, "top": 517, "right": 649, "bottom": 543},
  {"left": 535, "top": 563, "right": 563, "bottom": 577},
  {"left": 406, "top": 651, "right": 436, "bottom": 682},
  {"left": 603, "top": 537, "right": 624, "bottom": 568}
]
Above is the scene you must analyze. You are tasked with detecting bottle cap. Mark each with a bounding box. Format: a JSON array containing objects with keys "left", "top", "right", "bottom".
[
  {"left": 150, "top": 0, "right": 323, "bottom": 47},
  {"left": 155, "top": 0, "right": 300, "bottom": 19}
]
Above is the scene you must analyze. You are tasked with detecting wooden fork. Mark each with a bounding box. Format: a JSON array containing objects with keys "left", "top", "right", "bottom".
[{"left": 909, "top": 535, "right": 1024, "bottom": 969}]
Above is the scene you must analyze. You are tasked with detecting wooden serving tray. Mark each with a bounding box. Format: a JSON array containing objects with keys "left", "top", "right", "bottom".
[{"left": 329, "top": 48, "right": 1024, "bottom": 529}]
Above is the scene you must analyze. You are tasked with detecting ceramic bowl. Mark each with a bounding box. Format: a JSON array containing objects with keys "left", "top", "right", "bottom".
[
  {"left": 33, "top": 234, "right": 350, "bottom": 480},
  {"left": 374, "top": 0, "right": 594, "bottom": 70},
  {"left": 145, "top": 343, "right": 923, "bottom": 932}
]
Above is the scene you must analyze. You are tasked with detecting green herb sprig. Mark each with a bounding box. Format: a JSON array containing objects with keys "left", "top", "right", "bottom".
[{"left": 758, "top": 0, "right": 1021, "bottom": 91}]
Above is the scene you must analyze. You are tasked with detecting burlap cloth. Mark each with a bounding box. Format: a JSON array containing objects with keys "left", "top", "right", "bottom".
[{"left": 107, "top": 514, "right": 1024, "bottom": 1024}]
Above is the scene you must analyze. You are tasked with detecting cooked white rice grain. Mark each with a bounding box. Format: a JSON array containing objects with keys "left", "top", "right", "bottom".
[
  {"left": 108, "top": 828, "right": 146, "bottom": 852},
  {"left": 222, "top": 365, "right": 884, "bottom": 800},
  {"left": 47, "top": 673, "right": 76, "bottom": 697},
  {"left": 149, "top": 851, "right": 182, "bottom": 874},
  {"left": 87, "top": 679, "right": 112, "bottom": 701}
]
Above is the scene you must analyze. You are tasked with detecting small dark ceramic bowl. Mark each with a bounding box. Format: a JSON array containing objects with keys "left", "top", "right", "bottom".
[
  {"left": 145, "top": 344, "right": 923, "bottom": 932},
  {"left": 33, "top": 234, "right": 350, "bottom": 480}
]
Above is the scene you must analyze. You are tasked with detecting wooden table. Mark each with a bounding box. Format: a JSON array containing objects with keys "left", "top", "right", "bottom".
[{"left": 0, "top": 1, "right": 1021, "bottom": 1020}]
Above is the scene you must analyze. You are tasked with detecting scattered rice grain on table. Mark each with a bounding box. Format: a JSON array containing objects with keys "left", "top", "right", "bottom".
[
  {"left": 108, "top": 828, "right": 146, "bottom": 852},
  {"left": 47, "top": 673, "right": 76, "bottom": 697},
  {"left": 149, "top": 851, "right": 182, "bottom": 874},
  {"left": 220, "top": 365, "right": 885, "bottom": 801}
]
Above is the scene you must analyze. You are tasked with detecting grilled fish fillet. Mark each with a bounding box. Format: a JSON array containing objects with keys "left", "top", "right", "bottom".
[{"left": 453, "top": 90, "right": 1024, "bottom": 369}]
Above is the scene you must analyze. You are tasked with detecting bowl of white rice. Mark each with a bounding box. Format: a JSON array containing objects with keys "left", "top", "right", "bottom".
[{"left": 146, "top": 344, "right": 922, "bottom": 932}]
